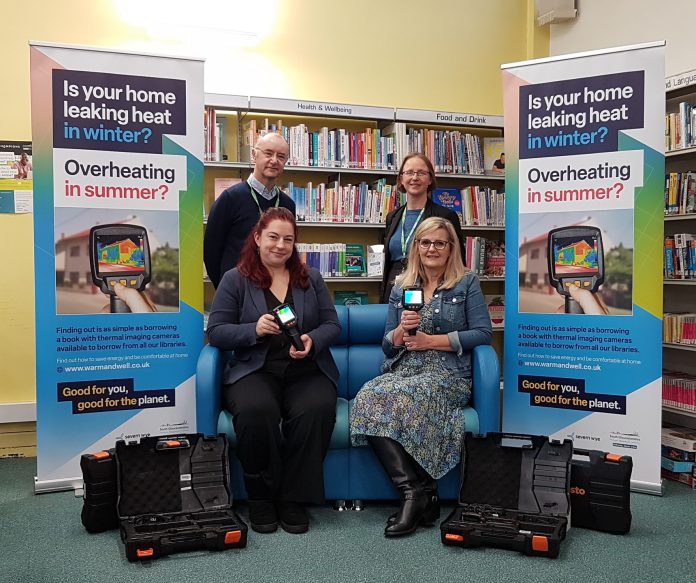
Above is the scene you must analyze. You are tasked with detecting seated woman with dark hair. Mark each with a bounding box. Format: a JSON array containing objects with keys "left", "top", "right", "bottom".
[
  {"left": 207, "top": 207, "right": 341, "bottom": 535},
  {"left": 351, "top": 216, "right": 492, "bottom": 537}
]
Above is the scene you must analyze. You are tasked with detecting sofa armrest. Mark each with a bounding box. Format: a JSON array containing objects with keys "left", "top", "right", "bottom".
[
  {"left": 196, "top": 344, "right": 224, "bottom": 436},
  {"left": 471, "top": 344, "right": 501, "bottom": 435}
]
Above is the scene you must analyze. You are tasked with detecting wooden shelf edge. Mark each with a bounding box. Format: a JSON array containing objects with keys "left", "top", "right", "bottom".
[
  {"left": 662, "top": 405, "right": 696, "bottom": 418},
  {"left": 663, "top": 342, "right": 696, "bottom": 351},
  {"left": 664, "top": 213, "right": 696, "bottom": 221}
]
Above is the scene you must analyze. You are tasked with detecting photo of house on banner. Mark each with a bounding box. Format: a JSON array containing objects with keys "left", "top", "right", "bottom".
[
  {"left": 54, "top": 208, "right": 179, "bottom": 314},
  {"left": 518, "top": 209, "right": 633, "bottom": 315}
]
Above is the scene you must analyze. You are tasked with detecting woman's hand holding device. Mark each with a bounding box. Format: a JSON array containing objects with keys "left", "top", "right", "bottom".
[{"left": 256, "top": 313, "right": 281, "bottom": 337}]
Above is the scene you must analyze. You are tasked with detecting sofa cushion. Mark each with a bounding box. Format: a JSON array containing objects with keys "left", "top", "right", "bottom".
[
  {"left": 348, "top": 304, "right": 388, "bottom": 344},
  {"left": 347, "top": 345, "right": 384, "bottom": 399},
  {"left": 330, "top": 346, "right": 349, "bottom": 399}
]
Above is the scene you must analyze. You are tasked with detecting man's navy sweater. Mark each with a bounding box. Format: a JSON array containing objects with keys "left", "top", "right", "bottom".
[{"left": 203, "top": 181, "right": 296, "bottom": 287}]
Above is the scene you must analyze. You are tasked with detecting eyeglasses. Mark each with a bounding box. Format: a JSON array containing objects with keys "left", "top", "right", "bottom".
[
  {"left": 418, "top": 239, "right": 450, "bottom": 250},
  {"left": 254, "top": 148, "right": 288, "bottom": 164},
  {"left": 401, "top": 170, "right": 430, "bottom": 178}
]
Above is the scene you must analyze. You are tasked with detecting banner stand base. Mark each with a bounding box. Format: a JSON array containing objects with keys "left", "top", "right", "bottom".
[
  {"left": 630, "top": 479, "right": 664, "bottom": 496},
  {"left": 34, "top": 475, "right": 82, "bottom": 495}
]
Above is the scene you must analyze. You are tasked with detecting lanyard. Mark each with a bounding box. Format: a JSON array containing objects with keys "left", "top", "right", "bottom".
[
  {"left": 401, "top": 207, "right": 425, "bottom": 256},
  {"left": 250, "top": 188, "right": 280, "bottom": 218}
]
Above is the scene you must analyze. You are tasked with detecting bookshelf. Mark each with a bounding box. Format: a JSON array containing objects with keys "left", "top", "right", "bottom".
[
  {"left": 663, "top": 70, "right": 696, "bottom": 428},
  {"left": 202, "top": 94, "right": 506, "bottom": 349}
]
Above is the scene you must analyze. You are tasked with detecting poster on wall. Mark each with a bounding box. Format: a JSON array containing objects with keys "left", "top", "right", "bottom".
[
  {"left": 0, "top": 140, "right": 33, "bottom": 213},
  {"left": 501, "top": 42, "right": 665, "bottom": 494},
  {"left": 30, "top": 43, "right": 204, "bottom": 492}
]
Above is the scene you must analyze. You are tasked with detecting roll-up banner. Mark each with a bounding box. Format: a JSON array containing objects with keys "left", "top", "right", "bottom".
[
  {"left": 30, "top": 43, "right": 204, "bottom": 492},
  {"left": 502, "top": 42, "right": 665, "bottom": 494}
]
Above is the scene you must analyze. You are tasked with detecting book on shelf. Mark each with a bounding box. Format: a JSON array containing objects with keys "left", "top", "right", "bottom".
[
  {"left": 661, "top": 456, "right": 694, "bottom": 474},
  {"left": 664, "top": 172, "right": 696, "bottom": 215},
  {"left": 663, "top": 312, "right": 696, "bottom": 344},
  {"left": 465, "top": 237, "right": 505, "bottom": 276},
  {"left": 663, "top": 370, "right": 696, "bottom": 413},
  {"left": 664, "top": 233, "right": 696, "bottom": 279},
  {"left": 483, "top": 137, "right": 505, "bottom": 175},
  {"left": 367, "top": 244, "right": 384, "bottom": 277},
  {"left": 383, "top": 122, "right": 407, "bottom": 168},
  {"left": 399, "top": 127, "right": 485, "bottom": 174},
  {"left": 432, "top": 188, "right": 463, "bottom": 223},
  {"left": 345, "top": 244, "right": 366, "bottom": 275},
  {"left": 214, "top": 177, "right": 242, "bottom": 200},
  {"left": 334, "top": 291, "right": 369, "bottom": 306},
  {"left": 665, "top": 102, "right": 696, "bottom": 151},
  {"left": 283, "top": 179, "right": 404, "bottom": 224},
  {"left": 661, "top": 467, "right": 696, "bottom": 489},
  {"left": 204, "top": 107, "right": 215, "bottom": 161},
  {"left": 483, "top": 240, "right": 505, "bottom": 277},
  {"left": 297, "top": 242, "right": 369, "bottom": 278},
  {"left": 239, "top": 119, "right": 257, "bottom": 163},
  {"left": 240, "top": 118, "right": 393, "bottom": 170},
  {"left": 460, "top": 186, "right": 505, "bottom": 227},
  {"left": 662, "top": 445, "right": 696, "bottom": 461},
  {"left": 204, "top": 107, "right": 228, "bottom": 162},
  {"left": 662, "top": 426, "right": 696, "bottom": 452},
  {"left": 485, "top": 294, "right": 505, "bottom": 328}
]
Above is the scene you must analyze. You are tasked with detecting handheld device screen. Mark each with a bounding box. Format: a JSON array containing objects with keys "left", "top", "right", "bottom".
[
  {"left": 552, "top": 233, "right": 600, "bottom": 276},
  {"left": 403, "top": 289, "right": 424, "bottom": 306},
  {"left": 274, "top": 304, "right": 296, "bottom": 325},
  {"left": 95, "top": 233, "right": 147, "bottom": 275}
]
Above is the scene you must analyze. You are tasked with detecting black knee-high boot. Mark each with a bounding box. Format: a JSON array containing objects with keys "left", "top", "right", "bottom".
[
  {"left": 367, "top": 436, "right": 431, "bottom": 537},
  {"left": 385, "top": 448, "right": 439, "bottom": 527}
]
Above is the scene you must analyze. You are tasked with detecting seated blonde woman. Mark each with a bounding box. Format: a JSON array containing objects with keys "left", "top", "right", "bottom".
[{"left": 350, "top": 216, "right": 492, "bottom": 537}]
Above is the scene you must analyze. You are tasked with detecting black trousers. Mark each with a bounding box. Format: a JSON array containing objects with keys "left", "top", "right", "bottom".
[{"left": 222, "top": 364, "right": 336, "bottom": 504}]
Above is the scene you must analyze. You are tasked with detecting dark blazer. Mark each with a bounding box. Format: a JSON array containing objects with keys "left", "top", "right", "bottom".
[
  {"left": 207, "top": 267, "right": 341, "bottom": 386},
  {"left": 380, "top": 197, "right": 465, "bottom": 302}
]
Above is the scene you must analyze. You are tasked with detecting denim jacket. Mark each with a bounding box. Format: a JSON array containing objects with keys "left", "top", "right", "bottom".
[{"left": 382, "top": 272, "right": 492, "bottom": 378}]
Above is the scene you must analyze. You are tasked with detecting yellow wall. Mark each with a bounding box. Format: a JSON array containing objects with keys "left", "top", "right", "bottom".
[{"left": 0, "top": 0, "right": 548, "bottom": 406}]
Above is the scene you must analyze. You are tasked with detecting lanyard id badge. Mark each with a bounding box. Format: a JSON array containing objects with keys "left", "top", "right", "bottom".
[
  {"left": 400, "top": 207, "right": 425, "bottom": 257},
  {"left": 250, "top": 188, "right": 280, "bottom": 218}
]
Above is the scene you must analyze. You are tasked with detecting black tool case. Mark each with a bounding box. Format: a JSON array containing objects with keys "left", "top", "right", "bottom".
[
  {"left": 570, "top": 449, "right": 632, "bottom": 534},
  {"left": 440, "top": 433, "right": 572, "bottom": 558},
  {"left": 116, "top": 434, "right": 247, "bottom": 561},
  {"left": 81, "top": 448, "right": 119, "bottom": 533}
]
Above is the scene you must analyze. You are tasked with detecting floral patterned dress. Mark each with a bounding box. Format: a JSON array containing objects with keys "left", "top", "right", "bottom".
[{"left": 350, "top": 300, "right": 472, "bottom": 478}]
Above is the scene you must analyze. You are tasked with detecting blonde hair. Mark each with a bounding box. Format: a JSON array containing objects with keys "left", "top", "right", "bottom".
[{"left": 395, "top": 216, "right": 467, "bottom": 290}]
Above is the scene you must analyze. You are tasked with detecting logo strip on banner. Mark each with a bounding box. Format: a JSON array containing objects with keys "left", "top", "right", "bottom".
[
  {"left": 501, "top": 42, "right": 665, "bottom": 494},
  {"left": 30, "top": 43, "right": 204, "bottom": 493}
]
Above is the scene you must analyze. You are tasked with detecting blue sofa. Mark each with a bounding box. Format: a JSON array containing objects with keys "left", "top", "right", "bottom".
[{"left": 196, "top": 303, "right": 500, "bottom": 503}]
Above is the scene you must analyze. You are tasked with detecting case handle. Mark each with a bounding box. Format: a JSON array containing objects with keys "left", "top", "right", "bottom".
[
  {"left": 155, "top": 437, "right": 191, "bottom": 451},
  {"left": 485, "top": 432, "right": 542, "bottom": 449}
]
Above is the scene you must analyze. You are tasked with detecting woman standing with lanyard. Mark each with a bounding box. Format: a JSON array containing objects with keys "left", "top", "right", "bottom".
[{"left": 380, "top": 153, "right": 465, "bottom": 303}]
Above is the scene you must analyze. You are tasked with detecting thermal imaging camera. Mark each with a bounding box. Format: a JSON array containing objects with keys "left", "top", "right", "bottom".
[
  {"left": 402, "top": 287, "right": 424, "bottom": 335},
  {"left": 547, "top": 226, "right": 604, "bottom": 314},
  {"left": 89, "top": 224, "right": 151, "bottom": 314},
  {"left": 271, "top": 303, "right": 304, "bottom": 351}
]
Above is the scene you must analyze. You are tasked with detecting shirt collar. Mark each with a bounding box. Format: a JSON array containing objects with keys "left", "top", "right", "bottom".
[{"left": 247, "top": 174, "right": 279, "bottom": 201}]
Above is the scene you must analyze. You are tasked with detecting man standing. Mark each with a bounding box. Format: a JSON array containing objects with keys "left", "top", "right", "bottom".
[{"left": 204, "top": 133, "right": 295, "bottom": 287}]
